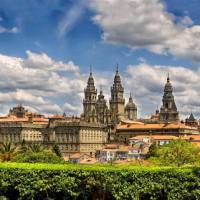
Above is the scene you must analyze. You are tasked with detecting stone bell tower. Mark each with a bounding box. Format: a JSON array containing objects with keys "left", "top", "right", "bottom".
[
  {"left": 109, "top": 66, "right": 125, "bottom": 123},
  {"left": 159, "top": 75, "right": 179, "bottom": 123},
  {"left": 83, "top": 69, "right": 97, "bottom": 123}
]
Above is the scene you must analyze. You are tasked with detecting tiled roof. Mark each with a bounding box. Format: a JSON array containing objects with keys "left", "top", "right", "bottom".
[
  {"left": 129, "top": 135, "right": 178, "bottom": 140},
  {"left": 48, "top": 115, "right": 65, "bottom": 119},
  {"left": 117, "top": 123, "right": 197, "bottom": 130}
]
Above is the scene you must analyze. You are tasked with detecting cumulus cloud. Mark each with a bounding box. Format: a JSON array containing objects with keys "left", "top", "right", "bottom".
[
  {"left": 24, "top": 50, "right": 80, "bottom": 73},
  {"left": 90, "top": 0, "right": 200, "bottom": 62},
  {"left": 0, "top": 51, "right": 83, "bottom": 116}
]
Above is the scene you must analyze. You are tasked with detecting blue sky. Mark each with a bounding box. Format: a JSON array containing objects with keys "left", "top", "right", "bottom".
[{"left": 0, "top": 0, "right": 200, "bottom": 118}]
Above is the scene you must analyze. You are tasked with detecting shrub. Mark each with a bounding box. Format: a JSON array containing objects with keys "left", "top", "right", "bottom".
[{"left": 0, "top": 163, "right": 200, "bottom": 200}]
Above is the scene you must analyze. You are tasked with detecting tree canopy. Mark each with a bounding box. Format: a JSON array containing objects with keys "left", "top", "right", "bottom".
[{"left": 152, "top": 139, "right": 200, "bottom": 166}]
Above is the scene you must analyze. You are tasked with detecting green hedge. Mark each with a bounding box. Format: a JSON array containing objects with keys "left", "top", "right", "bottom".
[{"left": 1, "top": 163, "right": 200, "bottom": 200}]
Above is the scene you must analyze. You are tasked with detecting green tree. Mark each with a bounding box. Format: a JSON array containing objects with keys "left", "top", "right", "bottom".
[
  {"left": 52, "top": 144, "right": 62, "bottom": 157},
  {"left": 17, "top": 139, "right": 28, "bottom": 154},
  {"left": 0, "top": 142, "right": 16, "bottom": 162},
  {"left": 153, "top": 139, "right": 200, "bottom": 167},
  {"left": 148, "top": 141, "right": 158, "bottom": 157},
  {"left": 29, "top": 143, "right": 45, "bottom": 153},
  {"left": 11, "top": 151, "right": 64, "bottom": 164}
]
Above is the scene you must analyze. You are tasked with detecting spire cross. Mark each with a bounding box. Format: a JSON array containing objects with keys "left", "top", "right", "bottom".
[
  {"left": 116, "top": 63, "right": 119, "bottom": 73},
  {"left": 90, "top": 65, "right": 92, "bottom": 75},
  {"left": 167, "top": 72, "right": 170, "bottom": 82}
]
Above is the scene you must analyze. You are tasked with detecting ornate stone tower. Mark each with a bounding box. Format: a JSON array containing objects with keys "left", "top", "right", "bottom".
[
  {"left": 159, "top": 75, "right": 179, "bottom": 123},
  {"left": 125, "top": 93, "right": 137, "bottom": 120},
  {"left": 109, "top": 66, "right": 125, "bottom": 123},
  {"left": 83, "top": 71, "right": 97, "bottom": 123},
  {"left": 96, "top": 88, "right": 110, "bottom": 124}
]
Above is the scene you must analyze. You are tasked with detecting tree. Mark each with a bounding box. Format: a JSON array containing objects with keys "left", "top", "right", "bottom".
[
  {"left": 52, "top": 144, "right": 62, "bottom": 157},
  {"left": 153, "top": 139, "right": 200, "bottom": 167},
  {"left": 148, "top": 142, "right": 158, "bottom": 157},
  {"left": 29, "top": 143, "right": 45, "bottom": 153},
  {"left": 11, "top": 151, "right": 64, "bottom": 164},
  {"left": 0, "top": 142, "right": 16, "bottom": 162},
  {"left": 17, "top": 139, "right": 28, "bottom": 154}
]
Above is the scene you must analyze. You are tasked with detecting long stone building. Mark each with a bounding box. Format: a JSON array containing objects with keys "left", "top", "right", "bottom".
[{"left": 0, "top": 105, "right": 107, "bottom": 156}]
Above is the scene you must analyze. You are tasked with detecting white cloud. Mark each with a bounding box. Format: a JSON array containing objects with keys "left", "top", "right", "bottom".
[
  {"left": 58, "top": 0, "right": 86, "bottom": 37},
  {"left": 90, "top": 0, "right": 200, "bottom": 62},
  {"left": 180, "top": 16, "right": 193, "bottom": 26},
  {"left": 0, "top": 51, "right": 83, "bottom": 116},
  {"left": 24, "top": 50, "right": 80, "bottom": 73},
  {"left": 0, "top": 25, "right": 19, "bottom": 34}
]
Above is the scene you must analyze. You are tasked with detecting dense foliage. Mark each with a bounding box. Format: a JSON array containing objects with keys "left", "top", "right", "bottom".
[
  {"left": 0, "top": 142, "right": 64, "bottom": 164},
  {"left": 151, "top": 139, "right": 200, "bottom": 166},
  {"left": 11, "top": 152, "right": 64, "bottom": 164},
  {"left": 0, "top": 142, "right": 16, "bottom": 162},
  {"left": 1, "top": 163, "right": 200, "bottom": 200}
]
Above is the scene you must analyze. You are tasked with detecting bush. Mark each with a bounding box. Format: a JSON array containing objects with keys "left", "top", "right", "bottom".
[
  {"left": 11, "top": 152, "right": 64, "bottom": 164},
  {"left": 1, "top": 163, "right": 200, "bottom": 200}
]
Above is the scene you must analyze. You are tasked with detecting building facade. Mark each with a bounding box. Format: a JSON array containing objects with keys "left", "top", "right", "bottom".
[
  {"left": 116, "top": 121, "right": 199, "bottom": 144},
  {"left": 0, "top": 105, "right": 108, "bottom": 156},
  {"left": 82, "top": 67, "right": 138, "bottom": 124}
]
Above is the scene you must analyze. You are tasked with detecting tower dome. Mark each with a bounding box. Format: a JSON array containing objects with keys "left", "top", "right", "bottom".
[
  {"left": 125, "top": 93, "right": 137, "bottom": 121},
  {"left": 126, "top": 95, "right": 137, "bottom": 109}
]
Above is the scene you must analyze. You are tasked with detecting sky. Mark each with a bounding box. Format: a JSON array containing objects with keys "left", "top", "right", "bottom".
[{"left": 0, "top": 0, "right": 200, "bottom": 119}]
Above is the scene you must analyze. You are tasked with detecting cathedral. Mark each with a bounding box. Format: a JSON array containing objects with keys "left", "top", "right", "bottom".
[{"left": 82, "top": 67, "right": 137, "bottom": 124}]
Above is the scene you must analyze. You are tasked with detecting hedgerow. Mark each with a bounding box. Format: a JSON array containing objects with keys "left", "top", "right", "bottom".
[{"left": 0, "top": 163, "right": 200, "bottom": 200}]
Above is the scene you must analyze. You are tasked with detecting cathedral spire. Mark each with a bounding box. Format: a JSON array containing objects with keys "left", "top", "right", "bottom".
[
  {"left": 159, "top": 76, "right": 179, "bottom": 122},
  {"left": 110, "top": 65, "right": 125, "bottom": 122},
  {"left": 83, "top": 67, "right": 97, "bottom": 123},
  {"left": 167, "top": 72, "right": 170, "bottom": 82}
]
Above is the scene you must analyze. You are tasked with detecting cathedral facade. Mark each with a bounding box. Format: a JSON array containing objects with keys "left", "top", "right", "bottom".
[{"left": 82, "top": 68, "right": 138, "bottom": 124}]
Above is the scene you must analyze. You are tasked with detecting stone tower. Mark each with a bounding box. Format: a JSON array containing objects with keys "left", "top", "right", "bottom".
[
  {"left": 109, "top": 66, "right": 125, "bottom": 123},
  {"left": 96, "top": 88, "right": 110, "bottom": 124},
  {"left": 185, "top": 113, "right": 198, "bottom": 127},
  {"left": 83, "top": 70, "right": 97, "bottom": 123},
  {"left": 125, "top": 93, "right": 137, "bottom": 120},
  {"left": 159, "top": 75, "right": 179, "bottom": 123}
]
